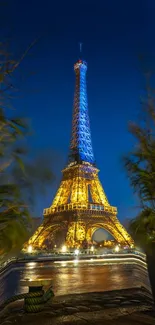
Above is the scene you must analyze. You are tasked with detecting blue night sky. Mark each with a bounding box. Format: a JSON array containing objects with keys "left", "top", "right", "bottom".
[{"left": 2, "top": 0, "right": 155, "bottom": 225}]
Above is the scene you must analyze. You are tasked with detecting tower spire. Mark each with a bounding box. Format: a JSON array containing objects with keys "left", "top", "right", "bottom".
[
  {"left": 79, "top": 42, "right": 82, "bottom": 55},
  {"left": 68, "top": 59, "right": 95, "bottom": 165}
]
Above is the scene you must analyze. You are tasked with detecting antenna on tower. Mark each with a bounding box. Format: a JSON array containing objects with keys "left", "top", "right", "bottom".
[
  {"left": 79, "top": 42, "right": 83, "bottom": 60},
  {"left": 79, "top": 42, "right": 82, "bottom": 53}
]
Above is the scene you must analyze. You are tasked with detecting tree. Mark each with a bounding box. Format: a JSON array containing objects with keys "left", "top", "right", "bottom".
[
  {"left": 123, "top": 76, "right": 155, "bottom": 301},
  {"left": 0, "top": 41, "right": 54, "bottom": 261}
]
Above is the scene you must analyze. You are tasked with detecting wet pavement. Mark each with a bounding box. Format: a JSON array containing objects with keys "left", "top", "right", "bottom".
[
  {"left": 0, "top": 287, "right": 154, "bottom": 325},
  {"left": 0, "top": 259, "right": 150, "bottom": 304}
]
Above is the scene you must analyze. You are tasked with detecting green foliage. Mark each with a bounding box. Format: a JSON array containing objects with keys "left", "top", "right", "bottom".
[
  {"left": 0, "top": 97, "right": 30, "bottom": 259},
  {"left": 123, "top": 79, "right": 155, "bottom": 250},
  {"left": 129, "top": 208, "right": 155, "bottom": 250},
  {"left": 123, "top": 110, "right": 155, "bottom": 208},
  {"left": 0, "top": 41, "right": 54, "bottom": 261}
]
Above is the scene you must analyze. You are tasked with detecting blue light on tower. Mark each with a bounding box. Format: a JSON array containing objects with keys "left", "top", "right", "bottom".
[{"left": 69, "top": 60, "right": 95, "bottom": 165}]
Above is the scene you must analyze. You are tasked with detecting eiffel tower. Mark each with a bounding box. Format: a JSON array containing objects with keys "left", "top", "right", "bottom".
[{"left": 27, "top": 59, "right": 133, "bottom": 249}]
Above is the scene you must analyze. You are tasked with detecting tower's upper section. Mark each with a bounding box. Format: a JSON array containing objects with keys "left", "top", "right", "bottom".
[{"left": 68, "top": 59, "right": 95, "bottom": 165}]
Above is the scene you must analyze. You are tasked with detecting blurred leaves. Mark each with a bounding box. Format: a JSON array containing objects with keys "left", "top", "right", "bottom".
[
  {"left": 123, "top": 76, "right": 155, "bottom": 250},
  {"left": 0, "top": 40, "right": 55, "bottom": 262}
]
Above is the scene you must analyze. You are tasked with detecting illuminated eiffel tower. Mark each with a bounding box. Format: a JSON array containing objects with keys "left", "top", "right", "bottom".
[{"left": 27, "top": 59, "right": 133, "bottom": 249}]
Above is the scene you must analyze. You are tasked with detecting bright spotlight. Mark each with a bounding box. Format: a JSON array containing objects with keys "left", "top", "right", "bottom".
[
  {"left": 27, "top": 245, "right": 33, "bottom": 253},
  {"left": 74, "top": 249, "right": 79, "bottom": 255},
  {"left": 61, "top": 245, "right": 67, "bottom": 253},
  {"left": 91, "top": 246, "right": 94, "bottom": 252},
  {"left": 115, "top": 245, "right": 120, "bottom": 253}
]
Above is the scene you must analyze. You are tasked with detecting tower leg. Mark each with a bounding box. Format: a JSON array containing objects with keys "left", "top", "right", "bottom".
[
  {"left": 86, "top": 228, "right": 93, "bottom": 244},
  {"left": 66, "top": 222, "right": 86, "bottom": 247}
]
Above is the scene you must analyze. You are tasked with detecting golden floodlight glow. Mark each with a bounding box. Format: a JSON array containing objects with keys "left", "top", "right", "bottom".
[
  {"left": 91, "top": 246, "right": 94, "bottom": 252},
  {"left": 27, "top": 245, "right": 33, "bottom": 253},
  {"left": 61, "top": 245, "right": 67, "bottom": 253},
  {"left": 74, "top": 249, "right": 79, "bottom": 255},
  {"left": 115, "top": 245, "right": 120, "bottom": 253}
]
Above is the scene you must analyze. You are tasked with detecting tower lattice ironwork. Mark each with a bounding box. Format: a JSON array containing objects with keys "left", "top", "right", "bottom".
[{"left": 27, "top": 59, "right": 133, "bottom": 249}]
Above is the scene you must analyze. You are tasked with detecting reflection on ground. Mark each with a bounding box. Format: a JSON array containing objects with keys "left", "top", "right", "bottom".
[{"left": 0, "top": 259, "right": 150, "bottom": 304}]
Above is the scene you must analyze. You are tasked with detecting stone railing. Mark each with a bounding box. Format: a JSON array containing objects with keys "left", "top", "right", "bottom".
[{"left": 0, "top": 257, "right": 17, "bottom": 275}]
